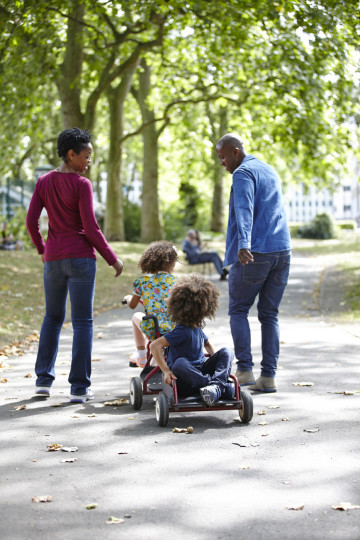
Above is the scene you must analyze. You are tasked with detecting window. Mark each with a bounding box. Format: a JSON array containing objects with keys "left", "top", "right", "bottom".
[{"left": 343, "top": 186, "right": 351, "bottom": 192}]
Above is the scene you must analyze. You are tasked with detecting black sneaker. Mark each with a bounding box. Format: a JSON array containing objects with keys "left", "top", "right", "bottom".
[{"left": 200, "top": 384, "right": 222, "bottom": 405}]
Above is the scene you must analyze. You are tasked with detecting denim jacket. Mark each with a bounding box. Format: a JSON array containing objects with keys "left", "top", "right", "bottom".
[{"left": 224, "top": 155, "right": 291, "bottom": 267}]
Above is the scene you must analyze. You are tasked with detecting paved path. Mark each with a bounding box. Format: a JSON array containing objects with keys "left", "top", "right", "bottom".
[{"left": 0, "top": 253, "right": 359, "bottom": 540}]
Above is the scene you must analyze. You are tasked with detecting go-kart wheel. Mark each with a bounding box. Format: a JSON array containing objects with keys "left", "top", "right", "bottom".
[
  {"left": 155, "top": 392, "right": 169, "bottom": 427},
  {"left": 238, "top": 389, "right": 253, "bottom": 423},
  {"left": 130, "top": 377, "right": 143, "bottom": 410}
]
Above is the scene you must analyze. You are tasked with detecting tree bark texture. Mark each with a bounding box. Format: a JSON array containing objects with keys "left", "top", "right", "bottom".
[
  {"left": 104, "top": 60, "right": 140, "bottom": 240},
  {"left": 135, "top": 59, "right": 163, "bottom": 242},
  {"left": 209, "top": 105, "right": 227, "bottom": 233},
  {"left": 56, "top": 1, "right": 85, "bottom": 129}
]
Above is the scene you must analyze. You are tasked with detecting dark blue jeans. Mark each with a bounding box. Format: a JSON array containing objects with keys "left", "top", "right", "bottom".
[
  {"left": 35, "top": 258, "right": 96, "bottom": 395},
  {"left": 228, "top": 252, "right": 290, "bottom": 378},
  {"left": 189, "top": 251, "right": 225, "bottom": 276},
  {"left": 171, "top": 347, "right": 234, "bottom": 396}
]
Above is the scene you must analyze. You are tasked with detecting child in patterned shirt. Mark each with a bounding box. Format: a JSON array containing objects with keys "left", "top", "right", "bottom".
[{"left": 124, "top": 241, "right": 178, "bottom": 367}]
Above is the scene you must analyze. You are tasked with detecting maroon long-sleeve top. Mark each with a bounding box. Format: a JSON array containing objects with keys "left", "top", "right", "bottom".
[{"left": 26, "top": 171, "right": 117, "bottom": 265}]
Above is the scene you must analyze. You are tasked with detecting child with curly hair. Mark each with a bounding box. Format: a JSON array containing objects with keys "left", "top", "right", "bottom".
[
  {"left": 124, "top": 241, "right": 178, "bottom": 367},
  {"left": 150, "top": 274, "right": 235, "bottom": 405}
]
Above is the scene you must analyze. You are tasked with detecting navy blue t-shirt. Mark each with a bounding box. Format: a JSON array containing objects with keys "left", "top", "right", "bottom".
[{"left": 164, "top": 325, "right": 208, "bottom": 369}]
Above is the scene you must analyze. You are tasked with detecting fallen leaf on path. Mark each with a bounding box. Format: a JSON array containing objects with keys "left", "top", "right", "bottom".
[
  {"left": 286, "top": 505, "right": 304, "bottom": 511},
  {"left": 88, "top": 413, "right": 97, "bottom": 418},
  {"left": 258, "top": 421, "right": 268, "bottom": 426},
  {"left": 51, "top": 403, "right": 62, "bottom": 408},
  {"left": 71, "top": 415, "right": 79, "bottom": 418},
  {"left": 106, "top": 516, "right": 124, "bottom": 524},
  {"left": 332, "top": 502, "right": 360, "bottom": 511},
  {"left": 13, "top": 404, "right": 26, "bottom": 410},
  {"left": 86, "top": 503, "right": 97, "bottom": 510},
  {"left": 267, "top": 405, "right": 280, "bottom": 409},
  {"left": 118, "top": 452, "right": 128, "bottom": 455},
  {"left": 261, "top": 433, "right": 270, "bottom": 437},
  {"left": 282, "top": 417, "right": 290, "bottom": 421},
  {"left": 24, "top": 373, "right": 32, "bottom": 378},
  {"left": 257, "top": 410, "right": 266, "bottom": 415},
  {"left": 292, "top": 382, "right": 314, "bottom": 387},
  {"left": 47, "top": 443, "right": 62, "bottom": 451},
  {"left": 60, "top": 458, "right": 77, "bottom": 463},
  {"left": 32, "top": 495, "right": 54, "bottom": 503},
  {"left": 173, "top": 426, "right": 193, "bottom": 434},
  {"left": 104, "top": 398, "right": 129, "bottom": 406},
  {"left": 61, "top": 447, "right": 78, "bottom": 452},
  {"left": 92, "top": 358, "right": 101, "bottom": 362},
  {"left": 1, "top": 378, "right": 8, "bottom": 383},
  {"left": 303, "top": 428, "right": 319, "bottom": 433},
  {"left": 282, "top": 481, "right": 291, "bottom": 485},
  {"left": 96, "top": 332, "right": 103, "bottom": 339}
]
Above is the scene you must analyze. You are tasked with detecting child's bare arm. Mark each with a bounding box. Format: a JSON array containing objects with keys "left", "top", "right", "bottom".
[
  {"left": 123, "top": 294, "right": 141, "bottom": 309},
  {"left": 204, "top": 340, "right": 216, "bottom": 356},
  {"left": 150, "top": 336, "right": 177, "bottom": 385}
]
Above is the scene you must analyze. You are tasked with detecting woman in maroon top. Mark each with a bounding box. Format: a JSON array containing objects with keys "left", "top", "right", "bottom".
[{"left": 26, "top": 127, "right": 123, "bottom": 403}]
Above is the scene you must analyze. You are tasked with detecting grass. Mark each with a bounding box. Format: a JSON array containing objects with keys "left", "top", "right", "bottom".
[
  {"left": 1, "top": 233, "right": 359, "bottom": 350},
  {"left": 0, "top": 240, "right": 213, "bottom": 351},
  {"left": 291, "top": 233, "right": 360, "bottom": 321}
]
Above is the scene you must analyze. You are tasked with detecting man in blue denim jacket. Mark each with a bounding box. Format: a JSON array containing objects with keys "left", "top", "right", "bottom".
[{"left": 216, "top": 133, "right": 291, "bottom": 392}]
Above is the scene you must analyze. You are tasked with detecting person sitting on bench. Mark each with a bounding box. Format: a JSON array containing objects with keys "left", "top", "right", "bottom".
[{"left": 182, "top": 229, "right": 228, "bottom": 280}]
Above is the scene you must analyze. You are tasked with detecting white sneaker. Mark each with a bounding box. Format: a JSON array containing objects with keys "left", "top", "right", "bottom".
[
  {"left": 35, "top": 386, "right": 50, "bottom": 396},
  {"left": 70, "top": 389, "right": 94, "bottom": 403}
]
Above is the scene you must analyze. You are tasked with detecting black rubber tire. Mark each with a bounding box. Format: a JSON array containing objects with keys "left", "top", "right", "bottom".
[
  {"left": 155, "top": 392, "right": 169, "bottom": 427},
  {"left": 129, "top": 377, "right": 143, "bottom": 410},
  {"left": 238, "top": 389, "right": 253, "bottom": 423}
]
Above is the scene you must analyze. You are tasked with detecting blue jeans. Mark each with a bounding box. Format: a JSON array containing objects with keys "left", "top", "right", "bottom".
[
  {"left": 189, "top": 251, "right": 226, "bottom": 276},
  {"left": 228, "top": 252, "right": 290, "bottom": 378},
  {"left": 171, "top": 347, "right": 234, "bottom": 396},
  {"left": 35, "top": 258, "right": 96, "bottom": 395}
]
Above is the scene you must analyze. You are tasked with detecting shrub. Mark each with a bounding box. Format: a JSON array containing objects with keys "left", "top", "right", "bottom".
[{"left": 298, "top": 213, "right": 338, "bottom": 239}]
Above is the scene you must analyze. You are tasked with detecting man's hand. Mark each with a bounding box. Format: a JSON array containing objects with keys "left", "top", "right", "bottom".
[
  {"left": 112, "top": 258, "right": 124, "bottom": 277},
  {"left": 238, "top": 249, "right": 254, "bottom": 266},
  {"left": 163, "top": 369, "right": 177, "bottom": 385}
]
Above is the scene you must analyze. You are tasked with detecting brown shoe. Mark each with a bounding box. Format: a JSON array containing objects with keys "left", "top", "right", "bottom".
[
  {"left": 252, "top": 375, "right": 277, "bottom": 393},
  {"left": 235, "top": 370, "right": 255, "bottom": 386}
]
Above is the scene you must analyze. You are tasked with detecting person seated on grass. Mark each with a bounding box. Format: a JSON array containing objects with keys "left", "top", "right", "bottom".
[
  {"left": 150, "top": 274, "right": 234, "bottom": 405},
  {"left": 123, "top": 241, "right": 178, "bottom": 368},
  {"left": 182, "top": 229, "right": 228, "bottom": 280}
]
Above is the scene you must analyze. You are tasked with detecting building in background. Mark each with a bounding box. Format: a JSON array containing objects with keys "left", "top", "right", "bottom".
[{"left": 283, "top": 156, "right": 360, "bottom": 227}]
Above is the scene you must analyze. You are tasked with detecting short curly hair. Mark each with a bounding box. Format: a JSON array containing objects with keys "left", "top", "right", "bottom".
[
  {"left": 167, "top": 274, "right": 220, "bottom": 328},
  {"left": 57, "top": 127, "right": 92, "bottom": 159},
  {"left": 139, "top": 241, "right": 179, "bottom": 274}
]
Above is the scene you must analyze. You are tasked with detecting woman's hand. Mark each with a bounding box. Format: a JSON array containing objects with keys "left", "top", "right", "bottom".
[
  {"left": 112, "top": 258, "right": 124, "bottom": 277},
  {"left": 123, "top": 294, "right": 132, "bottom": 304}
]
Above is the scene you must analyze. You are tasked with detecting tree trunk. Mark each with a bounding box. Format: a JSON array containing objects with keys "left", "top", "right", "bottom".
[
  {"left": 104, "top": 60, "right": 140, "bottom": 240},
  {"left": 56, "top": 1, "right": 85, "bottom": 129},
  {"left": 135, "top": 59, "right": 163, "bottom": 242},
  {"left": 209, "top": 105, "right": 228, "bottom": 233}
]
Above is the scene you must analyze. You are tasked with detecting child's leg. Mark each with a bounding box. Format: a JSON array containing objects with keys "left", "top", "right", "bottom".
[
  {"left": 172, "top": 357, "right": 211, "bottom": 394},
  {"left": 201, "top": 347, "right": 234, "bottom": 392},
  {"left": 130, "top": 312, "right": 147, "bottom": 367},
  {"left": 132, "top": 312, "right": 146, "bottom": 350}
]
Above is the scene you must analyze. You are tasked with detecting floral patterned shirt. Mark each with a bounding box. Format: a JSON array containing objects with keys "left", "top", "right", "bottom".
[{"left": 133, "top": 272, "right": 176, "bottom": 340}]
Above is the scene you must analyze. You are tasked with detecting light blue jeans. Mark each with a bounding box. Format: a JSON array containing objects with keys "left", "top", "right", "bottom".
[
  {"left": 35, "top": 258, "right": 96, "bottom": 395},
  {"left": 228, "top": 251, "right": 291, "bottom": 377}
]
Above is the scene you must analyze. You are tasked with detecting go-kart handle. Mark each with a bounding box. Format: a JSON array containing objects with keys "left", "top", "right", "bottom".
[{"left": 142, "top": 314, "right": 160, "bottom": 334}]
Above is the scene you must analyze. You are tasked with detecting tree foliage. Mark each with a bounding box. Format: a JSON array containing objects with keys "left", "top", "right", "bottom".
[{"left": 0, "top": 0, "right": 359, "bottom": 240}]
